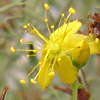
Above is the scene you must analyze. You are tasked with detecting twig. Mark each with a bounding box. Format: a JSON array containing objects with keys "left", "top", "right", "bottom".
[
  {"left": 80, "top": 68, "right": 89, "bottom": 91},
  {"left": 0, "top": 87, "right": 8, "bottom": 100},
  {"left": 0, "top": 2, "right": 26, "bottom": 12}
]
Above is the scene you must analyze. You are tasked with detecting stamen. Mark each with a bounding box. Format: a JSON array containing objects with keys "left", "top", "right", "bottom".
[
  {"left": 44, "top": 18, "right": 48, "bottom": 23},
  {"left": 48, "top": 71, "right": 55, "bottom": 77},
  {"left": 20, "top": 39, "right": 24, "bottom": 43},
  {"left": 51, "top": 25, "right": 55, "bottom": 32},
  {"left": 48, "top": 58, "right": 56, "bottom": 78},
  {"left": 26, "top": 54, "right": 38, "bottom": 57},
  {"left": 20, "top": 80, "right": 27, "bottom": 84},
  {"left": 60, "top": 8, "right": 77, "bottom": 40},
  {"left": 57, "top": 13, "right": 65, "bottom": 39},
  {"left": 10, "top": 47, "right": 16, "bottom": 53},
  {"left": 69, "top": 7, "right": 76, "bottom": 14},
  {"left": 44, "top": 18, "right": 51, "bottom": 34},
  {"left": 23, "top": 25, "right": 28, "bottom": 29},
  {"left": 39, "top": 61, "right": 42, "bottom": 66},
  {"left": 20, "top": 38, "right": 33, "bottom": 45},
  {"left": 23, "top": 23, "right": 48, "bottom": 42},
  {"left": 42, "top": 49, "right": 50, "bottom": 67},
  {"left": 51, "top": 25, "right": 55, "bottom": 29},
  {"left": 30, "top": 79, "right": 37, "bottom": 84},
  {"left": 20, "top": 38, "right": 42, "bottom": 47},
  {"left": 44, "top": 3, "right": 51, "bottom": 35},
  {"left": 64, "top": 8, "right": 76, "bottom": 24},
  {"left": 25, "top": 64, "right": 39, "bottom": 80},
  {"left": 27, "top": 23, "right": 31, "bottom": 27},
  {"left": 44, "top": 4, "right": 50, "bottom": 10},
  {"left": 16, "top": 49, "right": 42, "bottom": 53},
  {"left": 58, "top": 13, "right": 65, "bottom": 28},
  {"left": 61, "top": 13, "right": 65, "bottom": 17},
  {"left": 95, "top": 38, "right": 99, "bottom": 44},
  {"left": 30, "top": 68, "right": 41, "bottom": 84}
]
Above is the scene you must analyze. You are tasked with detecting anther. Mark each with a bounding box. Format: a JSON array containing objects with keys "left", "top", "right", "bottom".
[
  {"left": 23, "top": 25, "right": 27, "bottom": 29},
  {"left": 49, "top": 71, "right": 55, "bottom": 77},
  {"left": 39, "top": 62, "right": 42, "bottom": 66},
  {"left": 30, "top": 79, "right": 37, "bottom": 84},
  {"left": 31, "top": 29, "right": 35, "bottom": 33},
  {"left": 20, "top": 80, "right": 27, "bottom": 84},
  {"left": 57, "top": 58, "right": 61, "bottom": 62},
  {"left": 69, "top": 7, "right": 76, "bottom": 14},
  {"left": 10, "top": 47, "right": 16, "bottom": 53},
  {"left": 44, "top": 18, "right": 48, "bottom": 22},
  {"left": 33, "top": 50, "right": 38, "bottom": 53},
  {"left": 61, "top": 13, "right": 65, "bottom": 17},
  {"left": 27, "top": 23, "right": 31, "bottom": 27},
  {"left": 44, "top": 4, "right": 50, "bottom": 10},
  {"left": 20, "top": 39, "right": 24, "bottom": 43},
  {"left": 51, "top": 25, "right": 55, "bottom": 29},
  {"left": 26, "top": 55, "right": 30, "bottom": 57},
  {"left": 95, "top": 38, "right": 99, "bottom": 44}
]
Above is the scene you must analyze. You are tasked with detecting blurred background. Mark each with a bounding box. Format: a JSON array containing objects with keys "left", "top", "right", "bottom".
[{"left": 0, "top": 0, "right": 100, "bottom": 100}]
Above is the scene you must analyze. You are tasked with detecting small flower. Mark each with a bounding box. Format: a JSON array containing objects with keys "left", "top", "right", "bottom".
[{"left": 11, "top": 4, "right": 100, "bottom": 90}]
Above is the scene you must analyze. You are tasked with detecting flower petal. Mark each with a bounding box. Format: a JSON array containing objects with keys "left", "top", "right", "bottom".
[
  {"left": 38, "top": 65, "right": 55, "bottom": 90},
  {"left": 62, "top": 34, "right": 86, "bottom": 52},
  {"left": 38, "top": 51, "right": 55, "bottom": 90},
  {"left": 87, "top": 34, "right": 100, "bottom": 54},
  {"left": 55, "top": 54, "right": 78, "bottom": 84},
  {"left": 50, "top": 20, "right": 82, "bottom": 41},
  {"left": 71, "top": 40, "right": 90, "bottom": 68}
]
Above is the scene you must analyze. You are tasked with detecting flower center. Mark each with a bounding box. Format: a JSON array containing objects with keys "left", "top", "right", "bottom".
[{"left": 50, "top": 43, "right": 59, "bottom": 53}]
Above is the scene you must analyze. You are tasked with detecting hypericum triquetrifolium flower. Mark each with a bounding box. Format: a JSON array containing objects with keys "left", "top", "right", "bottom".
[{"left": 11, "top": 4, "right": 100, "bottom": 90}]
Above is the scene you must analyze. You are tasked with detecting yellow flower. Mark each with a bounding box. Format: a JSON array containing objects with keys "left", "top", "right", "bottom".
[{"left": 11, "top": 4, "right": 100, "bottom": 90}]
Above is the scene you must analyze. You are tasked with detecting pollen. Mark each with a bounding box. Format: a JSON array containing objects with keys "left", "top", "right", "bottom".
[
  {"left": 95, "top": 38, "right": 99, "bottom": 44},
  {"left": 10, "top": 47, "right": 16, "bottom": 53},
  {"left": 69, "top": 7, "right": 76, "bottom": 14},
  {"left": 30, "top": 79, "right": 37, "bottom": 84},
  {"left": 20, "top": 80, "right": 27, "bottom": 84},
  {"left": 44, "top": 4, "right": 50, "bottom": 10},
  {"left": 49, "top": 72, "right": 55, "bottom": 77}
]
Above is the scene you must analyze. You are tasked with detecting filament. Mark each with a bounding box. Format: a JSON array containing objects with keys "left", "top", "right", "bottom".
[
  {"left": 23, "top": 24, "right": 48, "bottom": 42},
  {"left": 25, "top": 64, "right": 39, "bottom": 80}
]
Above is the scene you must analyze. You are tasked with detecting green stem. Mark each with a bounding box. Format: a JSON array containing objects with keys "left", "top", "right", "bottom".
[
  {"left": 72, "top": 82, "right": 84, "bottom": 100},
  {"left": 72, "top": 82, "right": 78, "bottom": 100}
]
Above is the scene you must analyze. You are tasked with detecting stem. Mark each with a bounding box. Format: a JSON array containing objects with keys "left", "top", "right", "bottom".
[
  {"left": 72, "top": 82, "right": 84, "bottom": 100},
  {"left": 72, "top": 82, "right": 78, "bottom": 100}
]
